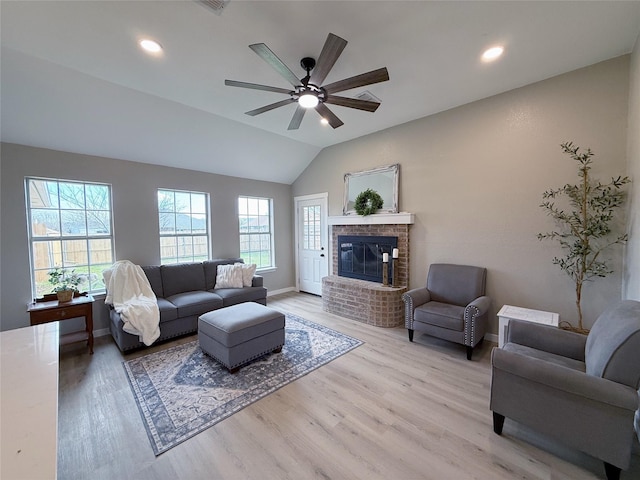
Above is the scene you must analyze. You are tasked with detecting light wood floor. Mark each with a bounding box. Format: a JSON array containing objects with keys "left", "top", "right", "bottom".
[{"left": 58, "top": 292, "right": 640, "bottom": 480}]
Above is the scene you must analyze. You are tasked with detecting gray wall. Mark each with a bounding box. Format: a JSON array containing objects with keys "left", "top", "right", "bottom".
[
  {"left": 624, "top": 32, "right": 640, "bottom": 301},
  {"left": 293, "top": 55, "right": 632, "bottom": 332},
  {"left": 0, "top": 143, "right": 294, "bottom": 332}
]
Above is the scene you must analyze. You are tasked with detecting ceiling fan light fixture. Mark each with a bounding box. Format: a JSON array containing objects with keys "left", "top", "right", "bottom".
[
  {"left": 299, "top": 93, "right": 319, "bottom": 108},
  {"left": 320, "top": 117, "right": 329, "bottom": 125}
]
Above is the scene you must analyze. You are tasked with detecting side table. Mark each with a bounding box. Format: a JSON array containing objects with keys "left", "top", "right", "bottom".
[
  {"left": 27, "top": 295, "right": 95, "bottom": 354},
  {"left": 497, "top": 304, "right": 559, "bottom": 348}
]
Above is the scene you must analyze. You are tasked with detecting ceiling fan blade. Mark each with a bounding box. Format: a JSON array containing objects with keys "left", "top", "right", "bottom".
[
  {"left": 309, "top": 33, "right": 348, "bottom": 86},
  {"left": 324, "top": 95, "right": 380, "bottom": 112},
  {"left": 315, "top": 103, "right": 344, "bottom": 129},
  {"left": 245, "top": 98, "right": 295, "bottom": 116},
  {"left": 249, "top": 43, "right": 301, "bottom": 87},
  {"left": 323, "top": 67, "right": 390, "bottom": 94},
  {"left": 225, "top": 80, "right": 292, "bottom": 95},
  {"left": 288, "top": 105, "right": 306, "bottom": 130}
]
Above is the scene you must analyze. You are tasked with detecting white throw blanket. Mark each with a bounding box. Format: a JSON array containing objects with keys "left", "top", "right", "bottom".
[{"left": 103, "top": 260, "right": 160, "bottom": 346}]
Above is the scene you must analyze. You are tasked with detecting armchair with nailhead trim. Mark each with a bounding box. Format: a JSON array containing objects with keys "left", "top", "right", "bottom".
[{"left": 402, "top": 263, "right": 491, "bottom": 360}]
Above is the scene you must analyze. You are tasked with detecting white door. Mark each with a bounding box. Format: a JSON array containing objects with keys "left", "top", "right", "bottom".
[{"left": 295, "top": 194, "right": 328, "bottom": 295}]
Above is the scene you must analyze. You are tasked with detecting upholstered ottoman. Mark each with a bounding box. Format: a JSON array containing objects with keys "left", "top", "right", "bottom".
[{"left": 198, "top": 302, "right": 285, "bottom": 372}]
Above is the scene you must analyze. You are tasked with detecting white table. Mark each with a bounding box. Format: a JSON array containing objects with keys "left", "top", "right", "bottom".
[
  {"left": 1, "top": 322, "right": 59, "bottom": 480},
  {"left": 498, "top": 305, "right": 560, "bottom": 347}
]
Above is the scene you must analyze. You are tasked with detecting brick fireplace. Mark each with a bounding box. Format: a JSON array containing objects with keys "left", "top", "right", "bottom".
[{"left": 322, "top": 213, "right": 413, "bottom": 327}]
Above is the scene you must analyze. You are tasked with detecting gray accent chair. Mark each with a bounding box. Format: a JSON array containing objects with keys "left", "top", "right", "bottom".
[
  {"left": 490, "top": 300, "right": 640, "bottom": 480},
  {"left": 402, "top": 263, "right": 491, "bottom": 360}
]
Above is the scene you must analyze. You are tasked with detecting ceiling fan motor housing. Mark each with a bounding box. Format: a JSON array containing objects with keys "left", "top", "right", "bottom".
[
  {"left": 300, "top": 57, "right": 316, "bottom": 73},
  {"left": 294, "top": 84, "right": 325, "bottom": 103}
]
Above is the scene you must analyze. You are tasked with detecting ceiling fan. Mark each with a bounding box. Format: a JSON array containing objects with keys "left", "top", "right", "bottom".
[{"left": 225, "top": 33, "right": 389, "bottom": 130}]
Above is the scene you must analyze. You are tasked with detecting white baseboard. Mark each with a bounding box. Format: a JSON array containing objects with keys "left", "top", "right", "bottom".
[
  {"left": 485, "top": 332, "right": 498, "bottom": 344},
  {"left": 94, "top": 327, "right": 110, "bottom": 338},
  {"left": 267, "top": 287, "right": 296, "bottom": 297}
]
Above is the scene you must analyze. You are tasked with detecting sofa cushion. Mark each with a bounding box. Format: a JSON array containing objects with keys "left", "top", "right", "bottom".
[
  {"left": 157, "top": 297, "right": 178, "bottom": 324},
  {"left": 166, "top": 291, "right": 223, "bottom": 318},
  {"left": 141, "top": 265, "right": 163, "bottom": 298},
  {"left": 204, "top": 258, "right": 243, "bottom": 289},
  {"left": 585, "top": 300, "right": 640, "bottom": 389},
  {"left": 161, "top": 262, "right": 206, "bottom": 298},
  {"left": 414, "top": 301, "right": 464, "bottom": 331},
  {"left": 427, "top": 264, "right": 486, "bottom": 307},
  {"left": 212, "top": 287, "right": 268, "bottom": 307}
]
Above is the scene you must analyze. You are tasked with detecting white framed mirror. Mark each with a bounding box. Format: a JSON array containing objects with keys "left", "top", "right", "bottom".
[{"left": 343, "top": 164, "right": 399, "bottom": 215}]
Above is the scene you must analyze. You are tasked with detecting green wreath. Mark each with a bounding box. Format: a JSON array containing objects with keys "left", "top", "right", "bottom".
[{"left": 354, "top": 188, "right": 384, "bottom": 216}]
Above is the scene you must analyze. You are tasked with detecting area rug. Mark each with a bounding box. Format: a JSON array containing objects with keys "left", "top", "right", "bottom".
[{"left": 123, "top": 312, "right": 363, "bottom": 455}]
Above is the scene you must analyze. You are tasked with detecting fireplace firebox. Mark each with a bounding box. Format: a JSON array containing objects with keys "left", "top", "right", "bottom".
[{"left": 337, "top": 235, "right": 398, "bottom": 283}]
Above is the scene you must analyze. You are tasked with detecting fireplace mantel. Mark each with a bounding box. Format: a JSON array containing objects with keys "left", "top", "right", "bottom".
[{"left": 328, "top": 212, "right": 414, "bottom": 225}]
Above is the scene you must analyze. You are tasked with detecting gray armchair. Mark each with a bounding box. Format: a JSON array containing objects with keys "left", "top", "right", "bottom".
[
  {"left": 402, "top": 263, "right": 491, "bottom": 360},
  {"left": 490, "top": 300, "right": 640, "bottom": 480}
]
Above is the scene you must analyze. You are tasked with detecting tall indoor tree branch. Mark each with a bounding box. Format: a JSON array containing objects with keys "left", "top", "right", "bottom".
[{"left": 538, "top": 142, "right": 630, "bottom": 331}]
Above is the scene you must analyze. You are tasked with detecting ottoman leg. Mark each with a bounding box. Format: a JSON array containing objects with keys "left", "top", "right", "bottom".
[
  {"left": 228, "top": 366, "right": 240, "bottom": 374},
  {"left": 273, "top": 346, "right": 282, "bottom": 353}
]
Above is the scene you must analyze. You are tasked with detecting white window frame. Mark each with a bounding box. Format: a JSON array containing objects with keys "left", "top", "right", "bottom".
[
  {"left": 238, "top": 195, "right": 275, "bottom": 270},
  {"left": 158, "top": 188, "right": 210, "bottom": 264},
  {"left": 25, "top": 176, "right": 115, "bottom": 298}
]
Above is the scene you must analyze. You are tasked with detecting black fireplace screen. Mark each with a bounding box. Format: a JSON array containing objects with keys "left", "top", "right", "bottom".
[{"left": 338, "top": 235, "right": 398, "bottom": 283}]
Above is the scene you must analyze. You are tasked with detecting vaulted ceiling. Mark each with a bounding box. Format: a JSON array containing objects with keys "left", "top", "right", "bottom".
[{"left": 2, "top": 1, "right": 639, "bottom": 184}]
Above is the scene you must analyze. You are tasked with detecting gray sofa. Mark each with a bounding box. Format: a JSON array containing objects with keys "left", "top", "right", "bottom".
[{"left": 107, "top": 258, "right": 267, "bottom": 352}]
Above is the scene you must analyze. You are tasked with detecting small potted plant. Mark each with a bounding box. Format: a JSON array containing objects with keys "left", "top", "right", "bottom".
[{"left": 48, "top": 267, "right": 81, "bottom": 302}]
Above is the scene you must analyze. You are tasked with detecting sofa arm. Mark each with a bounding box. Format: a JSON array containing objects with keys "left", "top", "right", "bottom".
[
  {"left": 506, "top": 319, "right": 586, "bottom": 361},
  {"left": 467, "top": 295, "right": 491, "bottom": 317},
  {"left": 251, "top": 275, "right": 264, "bottom": 287},
  {"left": 402, "top": 288, "right": 431, "bottom": 309},
  {"left": 463, "top": 296, "right": 491, "bottom": 346},
  {"left": 402, "top": 288, "right": 430, "bottom": 330},
  {"left": 491, "top": 347, "right": 638, "bottom": 410}
]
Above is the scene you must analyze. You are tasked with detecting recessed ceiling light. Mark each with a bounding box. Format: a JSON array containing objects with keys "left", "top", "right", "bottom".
[
  {"left": 139, "top": 39, "right": 163, "bottom": 54},
  {"left": 482, "top": 46, "right": 504, "bottom": 62}
]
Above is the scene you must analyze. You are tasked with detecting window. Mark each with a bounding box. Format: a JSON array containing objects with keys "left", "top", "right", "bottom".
[
  {"left": 26, "top": 177, "right": 114, "bottom": 297},
  {"left": 158, "top": 189, "right": 209, "bottom": 264},
  {"left": 302, "top": 205, "right": 321, "bottom": 250},
  {"left": 238, "top": 196, "right": 274, "bottom": 269}
]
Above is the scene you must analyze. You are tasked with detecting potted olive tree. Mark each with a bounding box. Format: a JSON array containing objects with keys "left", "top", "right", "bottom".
[{"left": 538, "top": 142, "right": 630, "bottom": 333}]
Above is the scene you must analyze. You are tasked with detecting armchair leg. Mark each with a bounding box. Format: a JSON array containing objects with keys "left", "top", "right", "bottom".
[
  {"left": 466, "top": 345, "right": 473, "bottom": 360},
  {"left": 408, "top": 329, "right": 414, "bottom": 342},
  {"left": 492, "top": 412, "right": 505, "bottom": 435},
  {"left": 603, "top": 462, "right": 621, "bottom": 480}
]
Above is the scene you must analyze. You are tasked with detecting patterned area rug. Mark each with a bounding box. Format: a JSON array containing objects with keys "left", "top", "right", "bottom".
[{"left": 123, "top": 312, "right": 363, "bottom": 455}]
